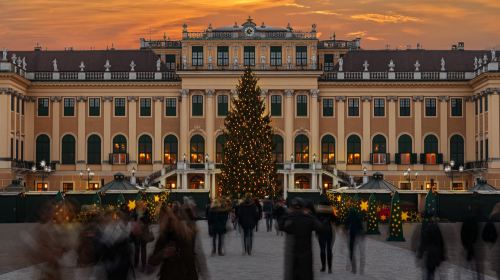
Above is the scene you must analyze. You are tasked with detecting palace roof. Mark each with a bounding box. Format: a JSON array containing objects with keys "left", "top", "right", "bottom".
[
  {"left": 337, "top": 49, "right": 492, "bottom": 72},
  {"left": 8, "top": 49, "right": 163, "bottom": 72}
]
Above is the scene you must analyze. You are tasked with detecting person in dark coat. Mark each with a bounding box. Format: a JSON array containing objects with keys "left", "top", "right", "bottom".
[
  {"left": 208, "top": 198, "right": 229, "bottom": 256},
  {"left": 131, "top": 201, "right": 154, "bottom": 272},
  {"left": 281, "top": 197, "right": 322, "bottom": 280},
  {"left": 316, "top": 202, "right": 336, "bottom": 273},
  {"left": 417, "top": 213, "right": 446, "bottom": 280},
  {"left": 344, "top": 207, "right": 365, "bottom": 274},
  {"left": 262, "top": 196, "right": 274, "bottom": 232},
  {"left": 255, "top": 198, "right": 263, "bottom": 232},
  {"left": 461, "top": 205, "right": 484, "bottom": 280},
  {"left": 238, "top": 193, "right": 259, "bottom": 255},
  {"left": 274, "top": 200, "right": 287, "bottom": 236},
  {"left": 149, "top": 204, "right": 199, "bottom": 280}
]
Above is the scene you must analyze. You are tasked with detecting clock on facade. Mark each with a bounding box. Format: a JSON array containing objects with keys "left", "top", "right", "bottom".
[{"left": 244, "top": 27, "right": 255, "bottom": 37}]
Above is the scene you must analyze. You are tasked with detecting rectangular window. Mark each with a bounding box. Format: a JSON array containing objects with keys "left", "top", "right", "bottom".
[
  {"left": 217, "top": 95, "right": 229, "bottom": 116},
  {"left": 88, "top": 182, "right": 100, "bottom": 190},
  {"left": 271, "top": 95, "right": 282, "bottom": 116},
  {"left": 400, "top": 153, "right": 411, "bottom": 165},
  {"left": 296, "top": 95, "right": 308, "bottom": 116},
  {"left": 374, "top": 98, "right": 385, "bottom": 117},
  {"left": 324, "top": 54, "right": 334, "bottom": 71},
  {"left": 244, "top": 46, "right": 255, "bottom": 66},
  {"left": 425, "top": 98, "right": 437, "bottom": 117},
  {"left": 114, "top": 98, "right": 126, "bottom": 116},
  {"left": 270, "top": 46, "right": 282, "bottom": 66},
  {"left": 192, "top": 95, "right": 203, "bottom": 116},
  {"left": 21, "top": 99, "right": 25, "bottom": 115},
  {"left": 16, "top": 96, "right": 20, "bottom": 113},
  {"left": 165, "top": 98, "right": 177, "bottom": 116},
  {"left": 399, "top": 98, "right": 411, "bottom": 117},
  {"left": 475, "top": 99, "right": 478, "bottom": 115},
  {"left": 295, "top": 46, "right": 307, "bottom": 66},
  {"left": 165, "top": 55, "right": 176, "bottom": 70},
  {"left": 400, "top": 182, "right": 412, "bottom": 190},
  {"left": 88, "top": 98, "right": 100, "bottom": 116},
  {"left": 322, "top": 98, "right": 334, "bottom": 117},
  {"left": 217, "top": 46, "right": 229, "bottom": 66},
  {"left": 62, "top": 182, "right": 74, "bottom": 192},
  {"left": 37, "top": 98, "right": 49, "bottom": 116},
  {"left": 36, "top": 182, "right": 49, "bottom": 192},
  {"left": 479, "top": 98, "right": 483, "bottom": 113},
  {"left": 11, "top": 95, "right": 14, "bottom": 111},
  {"left": 451, "top": 98, "right": 463, "bottom": 117},
  {"left": 63, "top": 98, "right": 75, "bottom": 116},
  {"left": 21, "top": 141, "right": 24, "bottom": 161},
  {"left": 485, "top": 95, "right": 488, "bottom": 112},
  {"left": 348, "top": 98, "right": 359, "bottom": 117},
  {"left": 192, "top": 46, "right": 204, "bottom": 66},
  {"left": 140, "top": 98, "right": 152, "bottom": 117}
]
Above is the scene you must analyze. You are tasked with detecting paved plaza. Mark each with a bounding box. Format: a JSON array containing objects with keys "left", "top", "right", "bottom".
[{"left": 0, "top": 222, "right": 497, "bottom": 280}]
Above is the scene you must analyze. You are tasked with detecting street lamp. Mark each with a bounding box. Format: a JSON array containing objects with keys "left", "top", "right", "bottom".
[
  {"left": 80, "top": 167, "right": 95, "bottom": 190},
  {"left": 290, "top": 153, "right": 294, "bottom": 163},
  {"left": 444, "top": 160, "right": 464, "bottom": 189},
  {"left": 31, "top": 160, "right": 52, "bottom": 191},
  {"left": 403, "top": 167, "right": 418, "bottom": 186},
  {"left": 313, "top": 153, "right": 316, "bottom": 163},
  {"left": 363, "top": 166, "right": 367, "bottom": 175}
]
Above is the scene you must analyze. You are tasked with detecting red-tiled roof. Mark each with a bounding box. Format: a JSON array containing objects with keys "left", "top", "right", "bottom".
[
  {"left": 338, "top": 50, "right": 492, "bottom": 72},
  {"left": 8, "top": 49, "right": 162, "bottom": 72}
]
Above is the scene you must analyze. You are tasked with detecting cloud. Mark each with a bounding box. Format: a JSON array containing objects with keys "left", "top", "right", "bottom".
[
  {"left": 288, "top": 10, "right": 341, "bottom": 16},
  {"left": 346, "top": 31, "right": 367, "bottom": 37},
  {"left": 351, "top": 13, "right": 421, "bottom": 23},
  {"left": 366, "top": 36, "right": 382, "bottom": 41},
  {"left": 283, "top": 3, "right": 310, "bottom": 8}
]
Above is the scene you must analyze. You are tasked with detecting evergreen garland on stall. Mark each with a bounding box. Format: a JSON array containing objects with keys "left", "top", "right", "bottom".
[
  {"left": 220, "top": 68, "right": 278, "bottom": 199},
  {"left": 366, "top": 193, "right": 380, "bottom": 234},
  {"left": 387, "top": 192, "right": 405, "bottom": 241}
]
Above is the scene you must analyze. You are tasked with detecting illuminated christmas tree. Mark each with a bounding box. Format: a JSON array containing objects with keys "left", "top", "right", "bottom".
[
  {"left": 424, "top": 189, "right": 437, "bottom": 218},
  {"left": 220, "top": 68, "right": 278, "bottom": 199},
  {"left": 366, "top": 193, "right": 380, "bottom": 234},
  {"left": 387, "top": 192, "right": 405, "bottom": 241}
]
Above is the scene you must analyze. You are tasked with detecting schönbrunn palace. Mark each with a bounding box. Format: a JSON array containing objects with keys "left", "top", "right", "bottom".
[{"left": 1, "top": 17, "right": 500, "bottom": 197}]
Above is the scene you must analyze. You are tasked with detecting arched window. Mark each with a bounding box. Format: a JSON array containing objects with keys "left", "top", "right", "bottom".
[
  {"left": 87, "top": 135, "right": 101, "bottom": 164},
  {"left": 190, "top": 175, "right": 204, "bottom": 189},
  {"left": 61, "top": 135, "right": 75, "bottom": 164},
  {"left": 398, "top": 134, "right": 412, "bottom": 165},
  {"left": 190, "top": 135, "right": 205, "bottom": 163},
  {"left": 372, "top": 134, "right": 387, "bottom": 164},
  {"left": 347, "top": 135, "right": 361, "bottom": 164},
  {"left": 36, "top": 134, "right": 50, "bottom": 164},
  {"left": 164, "top": 135, "right": 178, "bottom": 165},
  {"left": 272, "top": 135, "right": 284, "bottom": 163},
  {"left": 111, "top": 135, "right": 127, "bottom": 165},
  {"left": 424, "top": 135, "right": 439, "bottom": 164},
  {"left": 294, "top": 135, "right": 309, "bottom": 163},
  {"left": 321, "top": 135, "right": 335, "bottom": 165},
  {"left": 113, "top": 135, "right": 127, "bottom": 153},
  {"left": 450, "top": 135, "right": 464, "bottom": 165},
  {"left": 138, "top": 135, "right": 152, "bottom": 164},
  {"left": 216, "top": 135, "right": 226, "bottom": 163}
]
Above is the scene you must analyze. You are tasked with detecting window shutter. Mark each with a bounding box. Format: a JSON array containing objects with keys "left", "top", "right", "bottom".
[
  {"left": 437, "top": 153, "right": 443, "bottom": 164},
  {"left": 369, "top": 153, "right": 373, "bottom": 164},
  {"left": 386, "top": 153, "right": 390, "bottom": 164},
  {"left": 420, "top": 153, "right": 426, "bottom": 164},
  {"left": 411, "top": 153, "right": 418, "bottom": 164},
  {"left": 395, "top": 153, "right": 400, "bottom": 164}
]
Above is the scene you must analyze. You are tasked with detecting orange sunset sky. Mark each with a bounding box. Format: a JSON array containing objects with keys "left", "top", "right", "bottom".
[{"left": 1, "top": 0, "right": 499, "bottom": 51}]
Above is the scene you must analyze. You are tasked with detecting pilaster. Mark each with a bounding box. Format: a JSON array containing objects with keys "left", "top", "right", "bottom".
[
  {"left": 0, "top": 92, "right": 9, "bottom": 162},
  {"left": 413, "top": 96, "right": 423, "bottom": 154},
  {"left": 205, "top": 89, "right": 215, "bottom": 161},
  {"left": 77, "top": 97, "right": 87, "bottom": 168},
  {"left": 24, "top": 98, "right": 34, "bottom": 161},
  {"left": 180, "top": 89, "right": 189, "bottom": 158},
  {"left": 465, "top": 97, "right": 475, "bottom": 162},
  {"left": 284, "top": 89, "right": 294, "bottom": 159},
  {"left": 310, "top": 89, "right": 320, "bottom": 157},
  {"left": 361, "top": 96, "right": 371, "bottom": 165},
  {"left": 51, "top": 97, "right": 61, "bottom": 163},
  {"left": 439, "top": 96, "right": 449, "bottom": 161},
  {"left": 102, "top": 97, "right": 112, "bottom": 170},
  {"left": 128, "top": 96, "right": 138, "bottom": 164},
  {"left": 489, "top": 91, "right": 500, "bottom": 166},
  {"left": 154, "top": 96, "right": 164, "bottom": 168},
  {"left": 336, "top": 96, "right": 345, "bottom": 168},
  {"left": 388, "top": 96, "right": 397, "bottom": 170}
]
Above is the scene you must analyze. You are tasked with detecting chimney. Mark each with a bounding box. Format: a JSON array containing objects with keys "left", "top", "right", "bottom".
[
  {"left": 457, "top": 42, "right": 465, "bottom": 50},
  {"left": 416, "top": 43, "right": 421, "bottom": 50},
  {"left": 34, "top": 42, "right": 42, "bottom": 51},
  {"left": 451, "top": 44, "right": 457, "bottom": 50}
]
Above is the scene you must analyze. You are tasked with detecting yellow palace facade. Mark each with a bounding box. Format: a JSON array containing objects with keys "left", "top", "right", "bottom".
[{"left": 1, "top": 17, "right": 500, "bottom": 197}]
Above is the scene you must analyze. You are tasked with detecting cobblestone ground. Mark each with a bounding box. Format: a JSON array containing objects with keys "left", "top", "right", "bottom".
[{"left": 0, "top": 221, "right": 496, "bottom": 280}]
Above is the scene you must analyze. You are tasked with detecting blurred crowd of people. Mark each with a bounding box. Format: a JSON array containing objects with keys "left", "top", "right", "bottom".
[{"left": 23, "top": 194, "right": 500, "bottom": 280}]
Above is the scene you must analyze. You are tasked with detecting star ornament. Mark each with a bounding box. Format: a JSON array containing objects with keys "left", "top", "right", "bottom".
[
  {"left": 127, "top": 200, "right": 136, "bottom": 211},
  {"left": 360, "top": 200, "right": 369, "bottom": 211},
  {"left": 401, "top": 211, "right": 409, "bottom": 222},
  {"left": 336, "top": 195, "right": 342, "bottom": 202},
  {"left": 380, "top": 215, "right": 387, "bottom": 222},
  {"left": 154, "top": 195, "right": 160, "bottom": 202}
]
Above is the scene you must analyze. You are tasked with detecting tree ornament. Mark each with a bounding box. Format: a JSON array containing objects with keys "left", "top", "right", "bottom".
[{"left": 387, "top": 192, "right": 405, "bottom": 241}]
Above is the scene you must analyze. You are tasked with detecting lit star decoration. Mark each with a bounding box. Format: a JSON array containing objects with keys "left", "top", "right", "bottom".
[
  {"left": 360, "top": 200, "right": 369, "bottom": 211},
  {"left": 127, "top": 200, "right": 136, "bottom": 211},
  {"left": 220, "top": 68, "right": 278, "bottom": 199},
  {"left": 154, "top": 195, "right": 160, "bottom": 202},
  {"left": 387, "top": 192, "right": 405, "bottom": 241},
  {"left": 380, "top": 215, "right": 387, "bottom": 222},
  {"left": 401, "top": 211, "right": 409, "bottom": 222}
]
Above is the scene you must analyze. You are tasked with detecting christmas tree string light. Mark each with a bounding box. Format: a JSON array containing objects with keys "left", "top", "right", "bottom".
[
  {"left": 387, "top": 192, "right": 405, "bottom": 241},
  {"left": 366, "top": 193, "right": 380, "bottom": 234}
]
